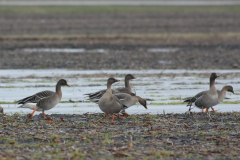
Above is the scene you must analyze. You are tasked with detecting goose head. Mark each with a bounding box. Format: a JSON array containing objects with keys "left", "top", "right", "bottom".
[
  {"left": 224, "top": 85, "right": 234, "bottom": 94},
  {"left": 58, "top": 79, "right": 71, "bottom": 87},
  {"left": 210, "top": 73, "right": 219, "bottom": 81},
  {"left": 125, "top": 74, "right": 136, "bottom": 81},
  {"left": 138, "top": 98, "right": 148, "bottom": 109},
  {"left": 107, "top": 78, "right": 120, "bottom": 85}
]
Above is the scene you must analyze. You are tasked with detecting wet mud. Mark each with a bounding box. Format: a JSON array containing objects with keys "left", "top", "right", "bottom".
[{"left": 0, "top": 112, "right": 239, "bottom": 159}]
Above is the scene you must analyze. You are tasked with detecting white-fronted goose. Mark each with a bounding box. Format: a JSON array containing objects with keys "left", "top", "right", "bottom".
[
  {"left": 184, "top": 85, "right": 234, "bottom": 113},
  {"left": 98, "top": 78, "right": 128, "bottom": 123},
  {"left": 93, "top": 93, "right": 147, "bottom": 116},
  {"left": 18, "top": 79, "right": 70, "bottom": 119},
  {"left": 185, "top": 73, "right": 219, "bottom": 113},
  {"left": 85, "top": 74, "right": 136, "bottom": 101}
]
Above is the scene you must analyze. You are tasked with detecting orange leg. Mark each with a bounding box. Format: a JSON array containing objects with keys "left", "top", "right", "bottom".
[
  {"left": 42, "top": 111, "right": 47, "bottom": 119},
  {"left": 202, "top": 108, "right": 204, "bottom": 112},
  {"left": 118, "top": 113, "right": 124, "bottom": 119},
  {"left": 211, "top": 107, "right": 217, "bottom": 113},
  {"left": 106, "top": 115, "right": 110, "bottom": 123},
  {"left": 28, "top": 107, "right": 37, "bottom": 119},
  {"left": 205, "top": 109, "right": 209, "bottom": 112},
  {"left": 111, "top": 115, "right": 115, "bottom": 123},
  {"left": 122, "top": 112, "right": 130, "bottom": 117}
]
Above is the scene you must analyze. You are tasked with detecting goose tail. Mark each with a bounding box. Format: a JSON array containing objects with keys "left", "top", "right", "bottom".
[{"left": 18, "top": 103, "right": 38, "bottom": 110}]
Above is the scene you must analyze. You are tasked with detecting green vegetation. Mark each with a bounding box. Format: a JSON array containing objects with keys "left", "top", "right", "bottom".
[
  {"left": 221, "top": 101, "right": 240, "bottom": 104},
  {"left": 169, "top": 97, "right": 181, "bottom": 100},
  {"left": 1, "top": 100, "right": 239, "bottom": 105},
  {"left": 150, "top": 102, "right": 184, "bottom": 105},
  {"left": 0, "top": 112, "right": 239, "bottom": 159},
  {"left": 0, "top": 85, "right": 53, "bottom": 88},
  {"left": 1, "top": 32, "right": 240, "bottom": 41},
  {"left": 0, "top": 6, "right": 240, "bottom": 14},
  {"left": 0, "top": 101, "right": 17, "bottom": 104}
]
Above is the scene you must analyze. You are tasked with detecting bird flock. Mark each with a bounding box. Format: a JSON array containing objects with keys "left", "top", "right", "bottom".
[{"left": 0, "top": 73, "right": 235, "bottom": 123}]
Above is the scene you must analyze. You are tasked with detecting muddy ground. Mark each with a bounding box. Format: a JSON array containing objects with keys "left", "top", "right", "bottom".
[
  {"left": 0, "top": 12, "right": 240, "bottom": 69},
  {"left": 0, "top": 112, "right": 239, "bottom": 159},
  {"left": 1, "top": 12, "right": 240, "bottom": 35},
  {"left": 0, "top": 9, "right": 240, "bottom": 160}
]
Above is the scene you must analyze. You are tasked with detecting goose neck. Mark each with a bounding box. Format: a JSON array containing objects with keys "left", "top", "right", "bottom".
[
  {"left": 125, "top": 79, "right": 131, "bottom": 90},
  {"left": 56, "top": 83, "right": 62, "bottom": 96},
  {"left": 210, "top": 79, "right": 216, "bottom": 90},
  {"left": 106, "top": 83, "right": 112, "bottom": 95}
]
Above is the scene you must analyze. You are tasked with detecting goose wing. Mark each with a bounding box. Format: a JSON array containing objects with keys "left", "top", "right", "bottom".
[
  {"left": 116, "top": 87, "right": 131, "bottom": 93},
  {"left": 85, "top": 89, "right": 122, "bottom": 100},
  {"left": 194, "top": 92, "right": 217, "bottom": 108},
  {"left": 112, "top": 95, "right": 128, "bottom": 110},
  {"left": 17, "top": 90, "right": 55, "bottom": 104},
  {"left": 185, "top": 91, "right": 207, "bottom": 106},
  {"left": 114, "top": 93, "right": 135, "bottom": 108}
]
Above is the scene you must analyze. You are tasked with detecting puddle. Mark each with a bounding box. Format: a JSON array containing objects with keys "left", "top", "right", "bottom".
[
  {"left": 0, "top": 69, "right": 239, "bottom": 114},
  {"left": 1, "top": 1, "right": 240, "bottom": 6},
  {"left": 22, "top": 48, "right": 106, "bottom": 53},
  {"left": 158, "top": 60, "right": 171, "bottom": 64},
  {"left": 1, "top": 69, "right": 240, "bottom": 78},
  {"left": 147, "top": 48, "right": 179, "bottom": 53}
]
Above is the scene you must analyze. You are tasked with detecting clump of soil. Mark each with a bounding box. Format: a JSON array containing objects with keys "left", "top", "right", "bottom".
[{"left": 0, "top": 112, "right": 239, "bottom": 159}]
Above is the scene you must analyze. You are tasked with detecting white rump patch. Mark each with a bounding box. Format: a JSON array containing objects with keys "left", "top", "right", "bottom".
[{"left": 18, "top": 103, "right": 42, "bottom": 111}]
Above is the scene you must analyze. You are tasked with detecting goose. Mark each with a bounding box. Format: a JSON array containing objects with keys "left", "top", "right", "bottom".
[
  {"left": 184, "top": 85, "right": 234, "bottom": 113},
  {"left": 17, "top": 79, "right": 70, "bottom": 119},
  {"left": 98, "top": 78, "right": 128, "bottom": 123},
  {"left": 93, "top": 93, "right": 147, "bottom": 116},
  {"left": 85, "top": 74, "right": 136, "bottom": 101},
  {"left": 185, "top": 73, "right": 219, "bottom": 113}
]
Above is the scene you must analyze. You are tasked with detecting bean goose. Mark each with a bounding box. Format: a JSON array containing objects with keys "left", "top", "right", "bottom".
[
  {"left": 93, "top": 93, "right": 147, "bottom": 116},
  {"left": 18, "top": 79, "right": 70, "bottom": 119},
  {"left": 184, "top": 85, "right": 234, "bottom": 112},
  {"left": 98, "top": 78, "right": 128, "bottom": 123},
  {"left": 185, "top": 73, "right": 219, "bottom": 113},
  {"left": 85, "top": 74, "right": 136, "bottom": 101}
]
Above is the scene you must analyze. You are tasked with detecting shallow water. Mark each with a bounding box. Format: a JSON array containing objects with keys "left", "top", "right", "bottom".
[
  {"left": 1, "top": 1, "right": 240, "bottom": 6},
  {"left": 147, "top": 48, "right": 179, "bottom": 53},
  {"left": 22, "top": 48, "right": 105, "bottom": 53},
  {"left": 0, "top": 69, "right": 239, "bottom": 115},
  {"left": 22, "top": 47, "right": 179, "bottom": 54}
]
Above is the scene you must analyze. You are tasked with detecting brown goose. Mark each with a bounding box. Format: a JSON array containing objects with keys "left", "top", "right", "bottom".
[
  {"left": 98, "top": 78, "right": 128, "bottom": 123},
  {"left": 85, "top": 74, "right": 136, "bottom": 100},
  {"left": 185, "top": 73, "right": 219, "bottom": 112},
  {"left": 17, "top": 79, "right": 70, "bottom": 119},
  {"left": 184, "top": 85, "right": 234, "bottom": 113},
  {"left": 217, "top": 86, "right": 234, "bottom": 103},
  {"left": 93, "top": 93, "right": 147, "bottom": 116}
]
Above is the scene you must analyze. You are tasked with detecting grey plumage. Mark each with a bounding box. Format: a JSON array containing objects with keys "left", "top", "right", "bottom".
[
  {"left": 17, "top": 79, "right": 70, "bottom": 118},
  {"left": 85, "top": 74, "right": 136, "bottom": 101},
  {"left": 99, "top": 93, "right": 128, "bottom": 115},
  {"left": 17, "top": 91, "right": 55, "bottom": 104},
  {"left": 98, "top": 78, "right": 131, "bottom": 123},
  {"left": 184, "top": 85, "right": 234, "bottom": 106},
  {"left": 95, "top": 93, "right": 147, "bottom": 110},
  {"left": 185, "top": 73, "right": 219, "bottom": 111}
]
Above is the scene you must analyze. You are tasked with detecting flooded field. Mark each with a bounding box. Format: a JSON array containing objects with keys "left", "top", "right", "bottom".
[
  {"left": 0, "top": 69, "right": 239, "bottom": 116},
  {"left": 1, "top": 1, "right": 240, "bottom": 6}
]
